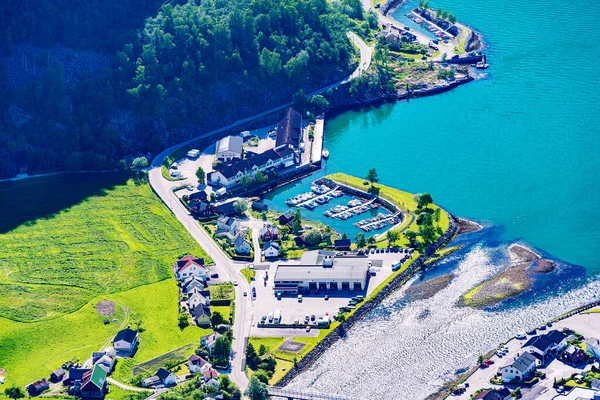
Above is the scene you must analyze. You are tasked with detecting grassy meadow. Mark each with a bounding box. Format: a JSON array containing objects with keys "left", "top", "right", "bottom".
[
  {"left": 0, "top": 173, "right": 212, "bottom": 387},
  {"left": 0, "top": 173, "right": 210, "bottom": 322}
]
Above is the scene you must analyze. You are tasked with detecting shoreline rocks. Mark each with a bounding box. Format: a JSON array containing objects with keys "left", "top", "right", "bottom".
[
  {"left": 465, "top": 29, "right": 483, "bottom": 53},
  {"left": 456, "top": 218, "right": 482, "bottom": 235}
]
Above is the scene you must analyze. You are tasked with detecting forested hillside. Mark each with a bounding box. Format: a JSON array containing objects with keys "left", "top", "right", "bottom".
[{"left": 0, "top": 0, "right": 376, "bottom": 178}]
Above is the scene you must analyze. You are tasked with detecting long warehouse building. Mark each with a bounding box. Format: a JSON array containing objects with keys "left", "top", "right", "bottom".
[{"left": 273, "top": 250, "right": 370, "bottom": 293}]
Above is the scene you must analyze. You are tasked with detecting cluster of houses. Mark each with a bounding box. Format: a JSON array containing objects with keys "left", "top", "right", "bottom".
[
  {"left": 173, "top": 255, "right": 213, "bottom": 327},
  {"left": 142, "top": 333, "right": 222, "bottom": 390},
  {"left": 215, "top": 216, "right": 252, "bottom": 255},
  {"left": 207, "top": 107, "right": 303, "bottom": 189},
  {"left": 381, "top": 24, "right": 417, "bottom": 49},
  {"left": 27, "top": 328, "right": 140, "bottom": 398}
]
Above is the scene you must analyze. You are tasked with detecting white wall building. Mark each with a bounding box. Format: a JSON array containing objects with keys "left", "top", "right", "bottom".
[
  {"left": 215, "top": 136, "right": 243, "bottom": 162},
  {"left": 500, "top": 352, "right": 537, "bottom": 383}
]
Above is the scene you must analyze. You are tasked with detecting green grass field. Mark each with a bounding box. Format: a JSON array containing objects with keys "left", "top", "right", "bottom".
[
  {"left": 0, "top": 173, "right": 210, "bottom": 322},
  {"left": 0, "top": 173, "right": 213, "bottom": 387}
]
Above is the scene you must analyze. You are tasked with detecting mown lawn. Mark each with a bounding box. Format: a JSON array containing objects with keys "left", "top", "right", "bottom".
[
  {"left": 0, "top": 280, "right": 212, "bottom": 388},
  {"left": 240, "top": 267, "right": 256, "bottom": 283},
  {"left": 0, "top": 173, "right": 210, "bottom": 322}
]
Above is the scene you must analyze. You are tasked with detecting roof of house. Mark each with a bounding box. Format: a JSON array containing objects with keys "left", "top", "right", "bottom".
[
  {"left": 276, "top": 108, "right": 302, "bottom": 148},
  {"left": 591, "top": 378, "right": 600, "bottom": 389},
  {"left": 189, "top": 191, "right": 208, "bottom": 201},
  {"left": 544, "top": 330, "right": 567, "bottom": 345},
  {"left": 216, "top": 135, "right": 243, "bottom": 155},
  {"left": 175, "top": 255, "right": 205, "bottom": 273},
  {"left": 523, "top": 335, "right": 553, "bottom": 353},
  {"left": 82, "top": 365, "right": 107, "bottom": 391},
  {"left": 201, "top": 332, "right": 222, "bottom": 347},
  {"left": 279, "top": 209, "right": 296, "bottom": 223},
  {"left": 52, "top": 368, "right": 65, "bottom": 377},
  {"left": 264, "top": 241, "right": 280, "bottom": 250},
  {"left": 504, "top": 352, "right": 536, "bottom": 372},
  {"left": 183, "top": 275, "right": 205, "bottom": 289},
  {"left": 192, "top": 304, "right": 211, "bottom": 318},
  {"left": 218, "top": 215, "right": 237, "bottom": 226},
  {"left": 214, "top": 200, "right": 238, "bottom": 216},
  {"left": 189, "top": 354, "right": 210, "bottom": 367},
  {"left": 28, "top": 379, "right": 49, "bottom": 392},
  {"left": 204, "top": 369, "right": 218, "bottom": 379},
  {"left": 334, "top": 239, "right": 351, "bottom": 248},
  {"left": 275, "top": 252, "right": 369, "bottom": 282},
  {"left": 68, "top": 368, "right": 91, "bottom": 382},
  {"left": 213, "top": 147, "right": 294, "bottom": 179},
  {"left": 114, "top": 328, "right": 138, "bottom": 344},
  {"left": 95, "top": 355, "right": 114, "bottom": 366},
  {"left": 587, "top": 337, "right": 600, "bottom": 348},
  {"left": 252, "top": 202, "right": 268, "bottom": 211},
  {"left": 473, "top": 388, "right": 511, "bottom": 400},
  {"left": 156, "top": 368, "right": 173, "bottom": 382},
  {"left": 234, "top": 235, "right": 250, "bottom": 248}
]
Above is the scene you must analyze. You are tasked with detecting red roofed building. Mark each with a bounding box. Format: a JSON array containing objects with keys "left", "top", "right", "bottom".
[{"left": 173, "top": 255, "right": 207, "bottom": 281}]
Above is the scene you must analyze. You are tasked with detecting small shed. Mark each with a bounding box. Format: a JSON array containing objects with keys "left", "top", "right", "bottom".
[
  {"left": 251, "top": 202, "right": 268, "bottom": 212},
  {"left": 334, "top": 239, "right": 351, "bottom": 251},
  {"left": 51, "top": 368, "right": 66, "bottom": 382}
]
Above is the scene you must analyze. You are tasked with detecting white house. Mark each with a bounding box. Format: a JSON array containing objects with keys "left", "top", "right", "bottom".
[
  {"left": 216, "top": 216, "right": 240, "bottom": 236},
  {"left": 263, "top": 241, "right": 280, "bottom": 258},
  {"left": 156, "top": 368, "right": 176, "bottom": 386},
  {"left": 215, "top": 136, "right": 243, "bottom": 162},
  {"left": 188, "top": 355, "right": 212, "bottom": 374},
  {"left": 501, "top": 352, "right": 537, "bottom": 383},
  {"left": 188, "top": 291, "right": 209, "bottom": 310},
  {"left": 94, "top": 355, "right": 115, "bottom": 373},
  {"left": 203, "top": 369, "right": 219, "bottom": 386},
  {"left": 586, "top": 337, "right": 600, "bottom": 361},
  {"left": 201, "top": 332, "right": 222, "bottom": 355},
  {"left": 208, "top": 147, "right": 295, "bottom": 188},
  {"left": 234, "top": 235, "right": 252, "bottom": 255},
  {"left": 259, "top": 223, "right": 279, "bottom": 241},
  {"left": 544, "top": 330, "right": 568, "bottom": 352},
  {"left": 182, "top": 276, "right": 205, "bottom": 295},
  {"left": 112, "top": 328, "right": 138, "bottom": 355},
  {"left": 173, "top": 255, "right": 207, "bottom": 281}
]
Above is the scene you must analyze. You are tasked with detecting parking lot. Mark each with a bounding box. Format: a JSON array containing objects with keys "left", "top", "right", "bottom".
[{"left": 245, "top": 250, "right": 410, "bottom": 336}]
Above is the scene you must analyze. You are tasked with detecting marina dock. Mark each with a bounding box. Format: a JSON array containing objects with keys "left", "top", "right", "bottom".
[
  {"left": 329, "top": 198, "right": 376, "bottom": 219},
  {"left": 355, "top": 212, "right": 402, "bottom": 232}
]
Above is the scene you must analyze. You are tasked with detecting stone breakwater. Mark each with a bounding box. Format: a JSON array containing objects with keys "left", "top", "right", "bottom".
[
  {"left": 465, "top": 29, "right": 483, "bottom": 53},
  {"left": 276, "top": 203, "right": 459, "bottom": 387}
]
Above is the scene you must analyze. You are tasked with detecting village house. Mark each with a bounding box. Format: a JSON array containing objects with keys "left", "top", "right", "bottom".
[
  {"left": 521, "top": 330, "right": 568, "bottom": 364},
  {"left": 500, "top": 352, "right": 537, "bottom": 383},
  {"left": 263, "top": 241, "right": 280, "bottom": 258},
  {"left": 216, "top": 216, "right": 240, "bottom": 236},
  {"left": 80, "top": 365, "right": 108, "bottom": 399},
  {"left": 214, "top": 199, "right": 238, "bottom": 217},
  {"left": 187, "top": 289, "right": 209, "bottom": 310},
  {"left": 215, "top": 135, "right": 243, "bottom": 162},
  {"left": 94, "top": 354, "right": 115, "bottom": 374},
  {"left": 188, "top": 354, "right": 212, "bottom": 374},
  {"left": 189, "top": 191, "right": 208, "bottom": 202},
  {"left": 334, "top": 239, "right": 351, "bottom": 251},
  {"left": 473, "top": 388, "right": 512, "bottom": 400},
  {"left": 259, "top": 222, "right": 279, "bottom": 241},
  {"left": 251, "top": 201, "right": 268, "bottom": 213},
  {"left": 156, "top": 368, "right": 177, "bottom": 386},
  {"left": 234, "top": 234, "right": 252, "bottom": 255},
  {"left": 173, "top": 255, "right": 207, "bottom": 281},
  {"left": 586, "top": 337, "right": 600, "bottom": 360},
  {"left": 64, "top": 368, "right": 90, "bottom": 387},
  {"left": 381, "top": 24, "right": 417, "bottom": 49},
  {"left": 207, "top": 147, "right": 295, "bottom": 188},
  {"left": 203, "top": 368, "right": 219, "bottom": 388},
  {"left": 201, "top": 332, "right": 222, "bottom": 355},
  {"left": 191, "top": 303, "right": 212, "bottom": 327},
  {"left": 181, "top": 276, "right": 205, "bottom": 295},
  {"left": 188, "top": 199, "right": 214, "bottom": 217},
  {"left": 27, "top": 379, "right": 50, "bottom": 395},
  {"left": 112, "top": 328, "right": 138, "bottom": 356},
  {"left": 278, "top": 209, "right": 295, "bottom": 226},
  {"left": 563, "top": 344, "right": 588, "bottom": 364}
]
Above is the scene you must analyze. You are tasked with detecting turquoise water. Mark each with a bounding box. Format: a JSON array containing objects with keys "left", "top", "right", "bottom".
[{"left": 268, "top": 0, "right": 600, "bottom": 271}]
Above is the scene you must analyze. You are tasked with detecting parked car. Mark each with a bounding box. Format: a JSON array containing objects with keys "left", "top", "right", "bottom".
[
  {"left": 268, "top": 313, "right": 273, "bottom": 322},
  {"left": 298, "top": 295, "right": 303, "bottom": 302},
  {"left": 311, "top": 314, "right": 316, "bottom": 321},
  {"left": 324, "top": 295, "right": 329, "bottom": 301},
  {"left": 210, "top": 273, "right": 219, "bottom": 279},
  {"left": 294, "top": 318, "right": 300, "bottom": 325},
  {"left": 233, "top": 280, "right": 238, "bottom": 286},
  {"left": 243, "top": 291, "right": 247, "bottom": 296},
  {"left": 306, "top": 326, "right": 311, "bottom": 332},
  {"left": 261, "top": 314, "right": 267, "bottom": 323},
  {"left": 516, "top": 332, "right": 527, "bottom": 339},
  {"left": 304, "top": 315, "right": 310, "bottom": 323}
]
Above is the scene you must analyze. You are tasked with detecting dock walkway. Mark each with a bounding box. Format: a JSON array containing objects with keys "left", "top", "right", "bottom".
[
  {"left": 410, "top": 10, "right": 455, "bottom": 38},
  {"left": 294, "top": 186, "right": 340, "bottom": 208},
  {"left": 330, "top": 198, "right": 376, "bottom": 219},
  {"left": 357, "top": 212, "right": 401, "bottom": 230}
]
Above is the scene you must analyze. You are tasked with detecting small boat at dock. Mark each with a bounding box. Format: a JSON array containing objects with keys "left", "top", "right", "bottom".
[{"left": 322, "top": 149, "right": 329, "bottom": 159}]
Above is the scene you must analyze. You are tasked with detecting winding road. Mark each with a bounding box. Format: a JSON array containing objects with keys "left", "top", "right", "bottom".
[{"left": 148, "top": 32, "right": 373, "bottom": 392}]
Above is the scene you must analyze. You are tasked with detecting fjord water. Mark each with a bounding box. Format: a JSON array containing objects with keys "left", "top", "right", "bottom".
[{"left": 279, "top": 0, "right": 600, "bottom": 397}]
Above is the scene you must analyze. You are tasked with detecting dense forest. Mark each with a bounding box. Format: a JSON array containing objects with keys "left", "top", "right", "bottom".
[{"left": 0, "top": 0, "right": 377, "bottom": 178}]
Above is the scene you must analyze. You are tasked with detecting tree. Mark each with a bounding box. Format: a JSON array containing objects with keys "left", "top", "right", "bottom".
[
  {"left": 245, "top": 376, "right": 268, "bottom": 400},
  {"left": 304, "top": 230, "right": 322, "bottom": 246},
  {"left": 386, "top": 230, "right": 400, "bottom": 246},
  {"left": 178, "top": 312, "right": 189, "bottom": 329},
  {"left": 291, "top": 208, "right": 302, "bottom": 235},
  {"left": 367, "top": 236, "right": 376, "bottom": 245},
  {"left": 245, "top": 343, "right": 260, "bottom": 370},
  {"left": 195, "top": 167, "right": 205, "bottom": 184},
  {"left": 448, "top": 13, "right": 457, "bottom": 23},
  {"left": 210, "top": 192, "right": 217, "bottom": 203},
  {"left": 477, "top": 354, "right": 484, "bottom": 365},
  {"left": 253, "top": 369, "right": 270, "bottom": 385},
  {"left": 259, "top": 48, "right": 282, "bottom": 76},
  {"left": 212, "top": 335, "right": 232, "bottom": 362},
  {"left": 417, "top": 193, "right": 433, "bottom": 209},
  {"left": 132, "top": 156, "right": 148, "bottom": 169},
  {"left": 233, "top": 199, "right": 248, "bottom": 215},
  {"left": 5, "top": 386, "right": 25, "bottom": 400},
  {"left": 292, "top": 89, "right": 308, "bottom": 113},
  {"left": 211, "top": 311, "right": 225, "bottom": 327},
  {"left": 308, "top": 95, "right": 329, "bottom": 115},
  {"left": 366, "top": 168, "right": 379, "bottom": 187},
  {"left": 280, "top": 225, "right": 290, "bottom": 240},
  {"left": 258, "top": 344, "right": 268, "bottom": 356},
  {"left": 355, "top": 232, "right": 366, "bottom": 248}
]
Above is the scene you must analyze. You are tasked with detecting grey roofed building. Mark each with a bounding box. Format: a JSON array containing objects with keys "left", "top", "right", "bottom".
[
  {"left": 523, "top": 335, "right": 554, "bottom": 354},
  {"left": 506, "top": 352, "right": 537, "bottom": 372},
  {"left": 215, "top": 135, "right": 243, "bottom": 160},
  {"left": 544, "top": 329, "right": 567, "bottom": 345},
  {"left": 274, "top": 250, "right": 370, "bottom": 292}
]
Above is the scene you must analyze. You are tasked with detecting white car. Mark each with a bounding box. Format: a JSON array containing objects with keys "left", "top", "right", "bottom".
[
  {"left": 306, "top": 326, "right": 311, "bottom": 332},
  {"left": 233, "top": 280, "right": 238, "bottom": 286}
]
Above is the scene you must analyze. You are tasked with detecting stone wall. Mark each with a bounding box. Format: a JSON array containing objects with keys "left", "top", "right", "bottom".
[{"left": 276, "top": 206, "right": 458, "bottom": 386}]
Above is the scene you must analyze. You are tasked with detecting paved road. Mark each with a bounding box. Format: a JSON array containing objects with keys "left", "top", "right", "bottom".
[{"left": 148, "top": 32, "right": 372, "bottom": 392}]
